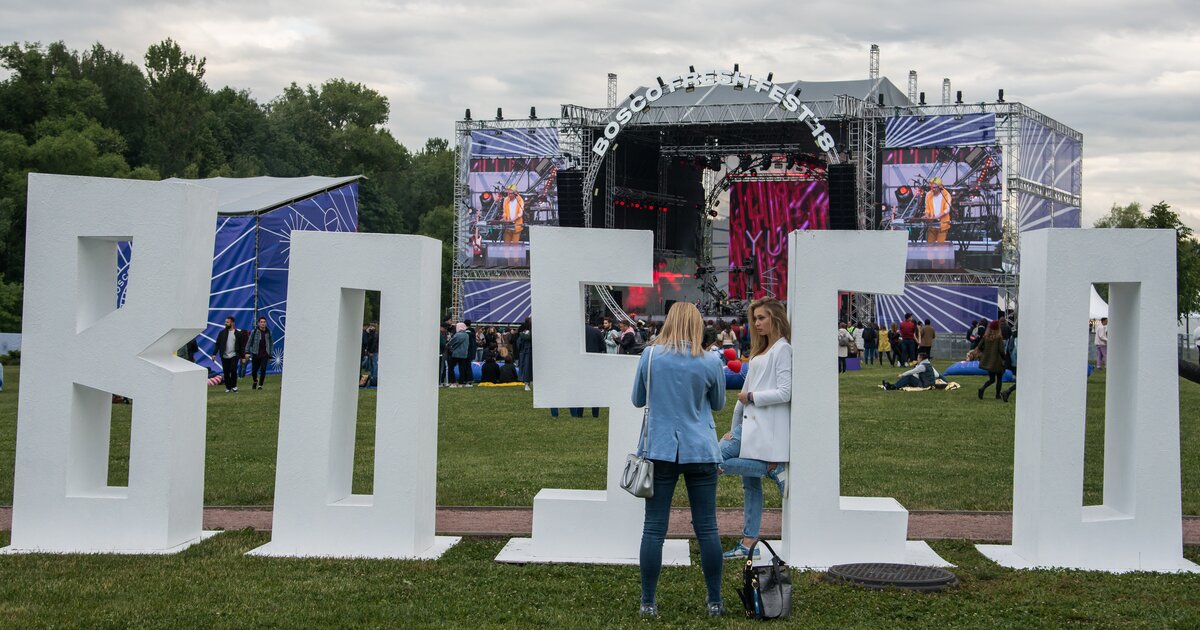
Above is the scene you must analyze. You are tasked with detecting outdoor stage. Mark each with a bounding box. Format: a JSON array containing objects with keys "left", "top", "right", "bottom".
[{"left": 451, "top": 65, "right": 1083, "bottom": 335}]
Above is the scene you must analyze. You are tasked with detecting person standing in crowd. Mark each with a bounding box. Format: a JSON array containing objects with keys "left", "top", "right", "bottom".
[
  {"left": 718, "top": 298, "right": 791, "bottom": 560},
  {"left": 464, "top": 319, "right": 479, "bottom": 362},
  {"left": 244, "top": 317, "right": 273, "bottom": 390},
  {"left": 847, "top": 321, "right": 862, "bottom": 364},
  {"left": 898, "top": 313, "right": 918, "bottom": 365},
  {"left": 717, "top": 320, "right": 738, "bottom": 350},
  {"left": 877, "top": 322, "right": 893, "bottom": 367},
  {"left": 212, "top": 316, "right": 247, "bottom": 393},
  {"left": 967, "top": 319, "right": 982, "bottom": 348},
  {"left": 887, "top": 322, "right": 901, "bottom": 367},
  {"left": 881, "top": 352, "right": 940, "bottom": 389},
  {"left": 602, "top": 317, "right": 620, "bottom": 354},
  {"left": 1094, "top": 317, "right": 1108, "bottom": 369},
  {"left": 438, "top": 324, "right": 451, "bottom": 387},
  {"left": 619, "top": 319, "right": 640, "bottom": 355},
  {"left": 861, "top": 321, "right": 879, "bottom": 366},
  {"left": 632, "top": 302, "right": 727, "bottom": 618},
  {"left": 516, "top": 318, "right": 533, "bottom": 391},
  {"left": 837, "top": 321, "right": 852, "bottom": 373},
  {"left": 1001, "top": 326, "right": 1018, "bottom": 402},
  {"left": 361, "top": 323, "right": 379, "bottom": 387},
  {"left": 918, "top": 318, "right": 936, "bottom": 359},
  {"left": 971, "top": 320, "right": 1008, "bottom": 400},
  {"left": 447, "top": 322, "right": 472, "bottom": 388}
]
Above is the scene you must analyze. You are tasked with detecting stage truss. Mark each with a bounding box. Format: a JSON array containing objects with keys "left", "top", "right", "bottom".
[{"left": 452, "top": 90, "right": 1080, "bottom": 328}]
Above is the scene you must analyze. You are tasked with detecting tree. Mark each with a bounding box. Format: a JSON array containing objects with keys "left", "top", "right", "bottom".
[
  {"left": 1093, "top": 201, "right": 1200, "bottom": 319},
  {"left": 419, "top": 205, "right": 455, "bottom": 310},
  {"left": 143, "top": 39, "right": 219, "bottom": 177}
]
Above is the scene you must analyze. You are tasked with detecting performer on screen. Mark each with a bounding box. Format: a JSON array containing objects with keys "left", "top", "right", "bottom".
[
  {"left": 924, "top": 176, "right": 952, "bottom": 243},
  {"left": 501, "top": 184, "right": 525, "bottom": 243}
]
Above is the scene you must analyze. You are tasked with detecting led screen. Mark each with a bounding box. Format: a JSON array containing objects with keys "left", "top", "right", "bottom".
[
  {"left": 880, "top": 146, "right": 1004, "bottom": 271},
  {"left": 727, "top": 180, "right": 828, "bottom": 300},
  {"left": 464, "top": 157, "right": 559, "bottom": 268}
]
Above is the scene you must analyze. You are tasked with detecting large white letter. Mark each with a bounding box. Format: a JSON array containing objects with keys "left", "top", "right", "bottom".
[
  {"left": 495, "top": 226, "right": 689, "bottom": 565},
  {"left": 977, "top": 229, "right": 1198, "bottom": 572},
  {"left": 4, "top": 174, "right": 216, "bottom": 554},
  {"left": 779, "top": 230, "right": 950, "bottom": 568},
  {"left": 248, "top": 232, "right": 458, "bottom": 559}
]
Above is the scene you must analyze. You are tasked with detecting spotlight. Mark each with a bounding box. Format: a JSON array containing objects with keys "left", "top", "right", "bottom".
[
  {"left": 708, "top": 209, "right": 718, "bottom": 218},
  {"left": 689, "top": 65, "right": 696, "bottom": 73},
  {"left": 733, "top": 63, "right": 739, "bottom": 72},
  {"left": 919, "top": 92, "right": 925, "bottom": 105},
  {"left": 767, "top": 72, "right": 773, "bottom": 81},
  {"left": 529, "top": 106, "right": 537, "bottom": 119},
  {"left": 955, "top": 90, "right": 963, "bottom": 104},
  {"left": 656, "top": 76, "right": 665, "bottom": 87},
  {"left": 464, "top": 108, "right": 472, "bottom": 121},
  {"left": 997, "top": 88, "right": 1005, "bottom": 103},
  {"left": 793, "top": 87, "right": 802, "bottom": 96},
  {"left": 496, "top": 107, "right": 503, "bottom": 120},
  {"left": 878, "top": 93, "right": 885, "bottom": 106}
]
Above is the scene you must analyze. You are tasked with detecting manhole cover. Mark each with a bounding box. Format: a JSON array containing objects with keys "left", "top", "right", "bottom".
[{"left": 823, "top": 563, "right": 959, "bottom": 592}]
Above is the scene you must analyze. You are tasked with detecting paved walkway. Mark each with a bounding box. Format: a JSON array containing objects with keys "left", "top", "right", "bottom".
[{"left": 4, "top": 506, "right": 1200, "bottom": 544}]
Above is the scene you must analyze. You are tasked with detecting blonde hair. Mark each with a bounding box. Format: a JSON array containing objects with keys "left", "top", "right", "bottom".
[
  {"left": 748, "top": 298, "right": 790, "bottom": 360},
  {"left": 652, "top": 302, "right": 705, "bottom": 356}
]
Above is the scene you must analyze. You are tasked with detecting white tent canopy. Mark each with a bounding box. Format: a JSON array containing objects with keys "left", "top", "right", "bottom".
[{"left": 1090, "top": 285, "right": 1109, "bottom": 319}]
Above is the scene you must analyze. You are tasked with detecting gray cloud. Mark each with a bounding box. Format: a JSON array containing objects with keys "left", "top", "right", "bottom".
[{"left": 3, "top": 0, "right": 1198, "bottom": 228}]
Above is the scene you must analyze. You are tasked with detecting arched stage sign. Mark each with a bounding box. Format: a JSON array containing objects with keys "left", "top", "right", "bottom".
[{"left": 590, "top": 69, "right": 840, "bottom": 161}]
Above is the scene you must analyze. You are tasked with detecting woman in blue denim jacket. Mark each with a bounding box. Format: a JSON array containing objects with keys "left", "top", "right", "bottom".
[{"left": 631, "top": 302, "right": 727, "bottom": 618}]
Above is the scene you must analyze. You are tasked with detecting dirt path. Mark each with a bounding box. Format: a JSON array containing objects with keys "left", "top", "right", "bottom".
[{"left": 4, "top": 506, "right": 1199, "bottom": 544}]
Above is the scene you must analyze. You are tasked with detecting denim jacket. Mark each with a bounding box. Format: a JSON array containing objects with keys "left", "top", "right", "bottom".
[{"left": 631, "top": 345, "right": 726, "bottom": 464}]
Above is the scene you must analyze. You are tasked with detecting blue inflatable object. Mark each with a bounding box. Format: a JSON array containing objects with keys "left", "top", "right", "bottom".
[{"left": 942, "top": 360, "right": 1094, "bottom": 383}]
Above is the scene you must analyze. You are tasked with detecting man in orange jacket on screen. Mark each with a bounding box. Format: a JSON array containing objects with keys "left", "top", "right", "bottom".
[
  {"left": 924, "top": 176, "right": 952, "bottom": 243},
  {"left": 501, "top": 184, "right": 525, "bottom": 243}
]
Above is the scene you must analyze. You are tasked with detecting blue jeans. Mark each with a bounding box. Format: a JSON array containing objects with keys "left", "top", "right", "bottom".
[
  {"left": 641, "top": 460, "right": 722, "bottom": 606},
  {"left": 863, "top": 347, "right": 877, "bottom": 365},
  {"left": 718, "top": 426, "right": 770, "bottom": 540}
]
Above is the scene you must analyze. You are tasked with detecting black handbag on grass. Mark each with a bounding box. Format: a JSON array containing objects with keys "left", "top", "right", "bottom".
[{"left": 735, "top": 540, "right": 792, "bottom": 620}]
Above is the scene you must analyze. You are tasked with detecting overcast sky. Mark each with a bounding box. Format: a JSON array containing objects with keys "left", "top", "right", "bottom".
[{"left": 4, "top": 0, "right": 1198, "bottom": 230}]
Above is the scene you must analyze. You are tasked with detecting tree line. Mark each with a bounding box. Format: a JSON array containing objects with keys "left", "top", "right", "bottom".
[{"left": 0, "top": 38, "right": 455, "bottom": 330}]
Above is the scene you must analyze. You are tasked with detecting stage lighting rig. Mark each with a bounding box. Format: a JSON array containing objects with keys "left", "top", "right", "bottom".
[
  {"left": 529, "top": 107, "right": 537, "bottom": 119},
  {"left": 464, "top": 108, "right": 472, "bottom": 121},
  {"left": 997, "top": 89, "right": 1005, "bottom": 102},
  {"left": 496, "top": 108, "right": 503, "bottom": 120}
]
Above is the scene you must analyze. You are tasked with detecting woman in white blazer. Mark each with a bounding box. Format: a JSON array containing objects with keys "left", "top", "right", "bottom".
[{"left": 718, "top": 297, "right": 792, "bottom": 560}]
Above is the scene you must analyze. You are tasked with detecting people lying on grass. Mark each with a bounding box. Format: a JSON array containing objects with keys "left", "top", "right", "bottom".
[
  {"left": 881, "top": 352, "right": 941, "bottom": 390},
  {"left": 718, "top": 297, "right": 791, "bottom": 561}
]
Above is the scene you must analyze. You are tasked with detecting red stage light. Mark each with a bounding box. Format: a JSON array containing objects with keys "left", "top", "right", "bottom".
[
  {"left": 634, "top": 203, "right": 641, "bottom": 209},
  {"left": 482, "top": 192, "right": 491, "bottom": 199},
  {"left": 898, "top": 186, "right": 910, "bottom": 195}
]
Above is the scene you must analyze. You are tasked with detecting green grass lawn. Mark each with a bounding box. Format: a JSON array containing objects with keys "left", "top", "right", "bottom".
[
  {"left": 0, "top": 529, "right": 1198, "bottom": 628},
  {"left": 1, "top": 362, "right": 1198, "bottom": 512}
]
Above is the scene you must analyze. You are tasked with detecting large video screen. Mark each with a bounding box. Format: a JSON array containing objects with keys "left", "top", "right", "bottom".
[
  {"left": 880, "top": 146, "right": 1003, "bottom": 271},
  {"left": 728, "top": 180, "right": 828, "bottom": 300},
  {"left": 465, "top": 157, "right": 559, "bottom": 268}
]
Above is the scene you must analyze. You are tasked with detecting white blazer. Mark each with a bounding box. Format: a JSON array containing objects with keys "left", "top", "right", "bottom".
[{"left": 731, "top": 339, "right": 792, "bottom": 462}]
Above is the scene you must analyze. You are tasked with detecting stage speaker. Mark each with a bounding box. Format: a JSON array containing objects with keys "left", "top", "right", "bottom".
[
  {"left": 557, "top": 170, "right": 586, "bottom": 228},
  {"left": 827, "top": 164, "right": 857, "bottom": 230}
]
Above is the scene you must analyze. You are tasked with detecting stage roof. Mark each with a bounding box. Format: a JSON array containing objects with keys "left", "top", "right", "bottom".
[
  {"left": 624, "top": 77, "right": 913, "bottom": 108},
  {"left": 164, "top": 175, "right": 364, "bottom": 215}
]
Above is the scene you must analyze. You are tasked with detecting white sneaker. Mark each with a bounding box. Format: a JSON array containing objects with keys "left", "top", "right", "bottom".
[
  {"left": 232, "top": 387, "right": 238, "bottom": 392},
  {"left": 524, "top": 384, "right": 531, "bottom": 391}
]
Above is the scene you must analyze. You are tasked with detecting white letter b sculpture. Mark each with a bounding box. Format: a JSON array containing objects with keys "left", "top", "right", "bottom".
[
  {"left": 249, "top": 232, "right": 458, "bottom": 559},
  {"left": 496, "top": 226, "right": 689, "bottom": 565},
  {"left": 977, "top": 229, "right": 1199, "bottom": 572},
  {"left": 5, "top": 175, "right": 216, "bottom": 554}
]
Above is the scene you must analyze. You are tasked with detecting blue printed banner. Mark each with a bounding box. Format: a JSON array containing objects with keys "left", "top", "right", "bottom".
[
  {"left": 875, "top": 285, "right": 999, "bottom": 333},
  {"left": 884, "top": 114, "right": 996, "bottom": 148},
  {"left": 462, "top": 279, "right": 531, "bottom": 324}
]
